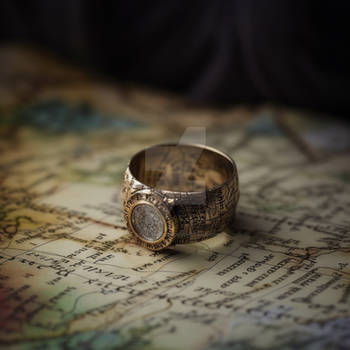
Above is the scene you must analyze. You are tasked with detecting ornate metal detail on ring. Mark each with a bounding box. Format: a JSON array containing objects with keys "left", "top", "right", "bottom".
[
  {"left": 121, "top": 143, "right": 239, "bottom": 251},
  {"left": 123, "top": 189, "right": 178, "bottom": 250}
]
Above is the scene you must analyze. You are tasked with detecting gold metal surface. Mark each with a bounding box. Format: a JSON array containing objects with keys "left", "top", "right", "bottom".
[{"left": 121, "top": 143, "right": 240, "bottom": 250}]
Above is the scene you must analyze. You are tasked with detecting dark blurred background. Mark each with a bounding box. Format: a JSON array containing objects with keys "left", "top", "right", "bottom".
[{"left": 0, "top": 0, "right": 349, "bottom": 115}]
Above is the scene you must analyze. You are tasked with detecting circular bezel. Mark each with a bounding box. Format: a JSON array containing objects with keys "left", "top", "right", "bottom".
[{"left": 123, "top": 190, "right": 177, "bottom": 250}]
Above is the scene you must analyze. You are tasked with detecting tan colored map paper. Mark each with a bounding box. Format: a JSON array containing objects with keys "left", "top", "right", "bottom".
[{"left": 0, "top": 46, "right": 350, "bottom": 350}]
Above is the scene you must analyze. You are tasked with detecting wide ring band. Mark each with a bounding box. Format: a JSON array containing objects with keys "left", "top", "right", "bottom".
[{"left": 121, "top": 143, "right": 239, "bottom": 251}]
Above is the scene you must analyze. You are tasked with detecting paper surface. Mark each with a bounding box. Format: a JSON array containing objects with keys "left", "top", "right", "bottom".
[{"left": 0, "top": 47, "right": 350, "bottom": 350}]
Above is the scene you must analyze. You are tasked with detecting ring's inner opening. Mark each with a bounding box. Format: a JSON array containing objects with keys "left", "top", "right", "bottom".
[{"left": 129, "top": 145, "right": 234, "bottom": 192}]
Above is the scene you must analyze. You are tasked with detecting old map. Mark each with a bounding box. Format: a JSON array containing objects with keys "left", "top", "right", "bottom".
[{"left": 0, "top": 47, "right": 350, "bottom": 349}]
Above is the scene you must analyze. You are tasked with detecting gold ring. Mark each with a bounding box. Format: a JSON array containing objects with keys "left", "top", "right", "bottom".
[{"left": 121, "top": 143, "right": 239, "bottom": 251}]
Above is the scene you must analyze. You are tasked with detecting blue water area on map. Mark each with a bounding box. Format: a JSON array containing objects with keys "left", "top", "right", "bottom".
[
  {"left": 14, "top": 99, "right": 142, "bottom": 133},
  {"left": 246, "top": 112, "right": 283, "bottom": 137},
  {"left": 303, "top": 123, "right": 350, "bottom": 152}
]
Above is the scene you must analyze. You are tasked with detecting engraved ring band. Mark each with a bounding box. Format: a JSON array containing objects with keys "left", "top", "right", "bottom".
[{"left": 121, "top": 143, "right": 239, "bottom": 251}]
